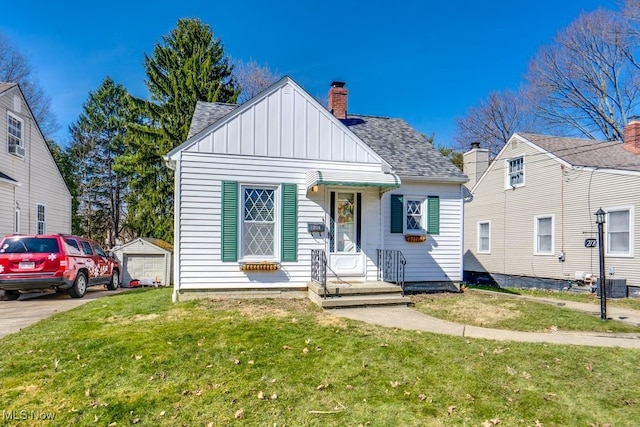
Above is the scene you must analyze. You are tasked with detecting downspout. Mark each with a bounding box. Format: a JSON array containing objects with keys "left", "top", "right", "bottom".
[
  {"left": 165, "top": 154, "right": 181, "bottom": 302},
  {"left": 560, "top": 164, "right": 565, "bottom": 255},
  {"left": 459, "top": 185, "right": 465, "bottom": 284},
  {"left": 379, "top": 189, "right": 385, "bottom": 281}
]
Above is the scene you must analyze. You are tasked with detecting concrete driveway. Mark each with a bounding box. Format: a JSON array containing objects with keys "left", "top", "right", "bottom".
[{"left": 0, "top": 287, "right": 131, "bottom": 339}]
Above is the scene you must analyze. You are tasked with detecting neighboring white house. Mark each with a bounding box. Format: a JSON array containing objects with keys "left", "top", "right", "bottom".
[
  {"left": 463, "top": 125, "right": 640, "bottom": 295},
  {"left": 112, "top": 238, "right": 173, "bottom": 287},
  {"left": 165, "top": 77, "right": 468, "bottom": 302},
  {"left": 0, "top": 83, "right": 71, "bottom": 237}
]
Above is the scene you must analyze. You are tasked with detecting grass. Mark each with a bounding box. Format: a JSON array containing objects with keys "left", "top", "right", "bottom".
[
  {"left": 412, "top": 288, "right": 640, "bottom": 333},
  {"left": 0, "top": 288, "right": 639, "bottom": 426},
  {"left": 493, "top": 286, "right": 640, "bottom": 311}
]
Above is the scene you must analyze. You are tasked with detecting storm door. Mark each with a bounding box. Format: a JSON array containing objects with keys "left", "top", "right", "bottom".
[{"left": 328, "top": 191, "right": 364, "bottom": 276}]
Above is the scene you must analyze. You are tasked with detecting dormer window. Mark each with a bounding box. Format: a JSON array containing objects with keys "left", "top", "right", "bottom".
[{"left": 7, "top": 112, "right": 25, "bottom": 157}]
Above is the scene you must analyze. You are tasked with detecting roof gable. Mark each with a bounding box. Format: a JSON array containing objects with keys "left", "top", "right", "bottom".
[
  {"left": 472, "top": 132, "right": 640, "bottom": 191},
  {"left": 518, "top": 133, "right": 640, "bottom": 172},
  {"left": 0, "top": 82, "right": 17, "bottom": 96},
  {"left": 168, "top": 76, "right": 389, "bottom": 167}
]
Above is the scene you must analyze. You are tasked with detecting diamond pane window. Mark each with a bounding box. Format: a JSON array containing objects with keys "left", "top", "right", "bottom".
[
  {"left": 243, "top": 188, "right": 275, "bottom": 257},
  {"left": 406, "top": 199, "right": 423, "bottom": 231}
]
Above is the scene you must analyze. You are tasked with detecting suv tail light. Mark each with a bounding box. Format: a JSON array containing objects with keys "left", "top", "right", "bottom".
[{"left": 59, "top": 256, "right": 67, "bottom": 267}]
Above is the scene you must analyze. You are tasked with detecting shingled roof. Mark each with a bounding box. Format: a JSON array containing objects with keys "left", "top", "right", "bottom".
[
  {"left": 187, "top": 100, "right": 467, "bottom": 181},
  {"left": 187, "top": 101, "right": 237, "bottom": 139},
  {"left": 343, "top": 115, "right": 467, "bottom": 181},
  {"left": 518, "top": 133, "right": 640, "bottom": 172}
]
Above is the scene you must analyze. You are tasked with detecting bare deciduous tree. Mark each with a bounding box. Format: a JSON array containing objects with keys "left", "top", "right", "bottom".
[
  {"left": 455, "top": 89, "right": 539, "bottom": 158},
  {"left": 0, "top": 32, "right": 58, "bottom": 139},
  {"left": 233, "top": 59, "right": 280, "bottom": 104},
  {"left": 525, "top": 8, "right": 640, "bottom": 141}
]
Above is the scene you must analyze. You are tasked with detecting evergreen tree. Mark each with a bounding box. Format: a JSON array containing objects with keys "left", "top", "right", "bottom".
[
  {"left": 115, "top": 18, "right": 239, "bottom": 242},
  {"left": 46, "top": 140, "right": 80, "bottom": 233},
  {"left": 69, "top": 77, "right": 134, "bottom": 246}
]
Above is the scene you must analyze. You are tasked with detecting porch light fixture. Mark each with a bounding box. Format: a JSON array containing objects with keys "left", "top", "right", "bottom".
[
  {"left": 594, "top": 208, "right": 607, "bottom": 320},
  {"left": 311, "top": 185, "right": 319, "bottom": 193}
]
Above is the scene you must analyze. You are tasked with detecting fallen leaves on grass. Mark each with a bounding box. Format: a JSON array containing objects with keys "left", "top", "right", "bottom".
[
  {"left": 447, "top": 405, "right": 456, "bottom": 416},
  {"left": 234, "top": 408, "right": 245, "bottom": 419}
]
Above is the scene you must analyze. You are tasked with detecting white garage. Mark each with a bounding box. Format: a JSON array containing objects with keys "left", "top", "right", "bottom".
[{"left": 112, "top": 238, "right": 173, "bottom": 287}]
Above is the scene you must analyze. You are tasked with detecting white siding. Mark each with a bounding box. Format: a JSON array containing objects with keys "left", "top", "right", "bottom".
[
  {"left": 189, "top": 82, "right": 381, "bottom": 165},
  {"left": 113, "top": 238, "right": 173, "bottom": 286},
  {"left": 175, "top": 152, "right": 386, "bottom": 290},
  {"left": 384, "top": 181, "right": 464, "bottom": 282}
]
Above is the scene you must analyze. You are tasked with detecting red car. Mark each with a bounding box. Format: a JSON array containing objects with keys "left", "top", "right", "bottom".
[{"left": 0, "top": 234, "right": 120, "bottom": 300}]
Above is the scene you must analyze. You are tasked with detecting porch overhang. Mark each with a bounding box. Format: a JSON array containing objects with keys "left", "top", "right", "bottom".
[
  {"left": 0, "top": 171, "right": 20, "bottom": 187},
  {"left": 305, "top": 170, "right": 401, "bottom": 193}
]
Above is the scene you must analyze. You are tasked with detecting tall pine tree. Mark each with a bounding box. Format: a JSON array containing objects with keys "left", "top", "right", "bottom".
[
  {"left": 69, "top": 76, "right": 135, "bottom": 246},
  {"left": 115, "top": 18, "right": 239, "bottom": 242}
]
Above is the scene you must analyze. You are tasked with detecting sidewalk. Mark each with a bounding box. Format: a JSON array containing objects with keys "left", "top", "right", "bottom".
[{"left": 329, "top": 294, "right": 640, "bottom": 349}]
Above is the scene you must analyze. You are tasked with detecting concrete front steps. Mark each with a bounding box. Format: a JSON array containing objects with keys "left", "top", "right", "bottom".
[{"left": 308, "top": 280, "right": 412, "bottom": 308}]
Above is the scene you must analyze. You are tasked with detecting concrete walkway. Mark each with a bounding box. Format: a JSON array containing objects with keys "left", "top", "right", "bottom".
[{"left": 330, "top": 294, "right": 640, "bottom": 349}]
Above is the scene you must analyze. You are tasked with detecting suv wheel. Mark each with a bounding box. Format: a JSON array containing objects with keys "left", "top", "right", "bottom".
[
  {"left": 107, "top": 271, "right": 119, "bottom": 291},
  {"left": 69, "top": 272, "right": 87, "bottom": 298},
  {"left": 1, "top": 290, "right": 20, "bottom": 301}
]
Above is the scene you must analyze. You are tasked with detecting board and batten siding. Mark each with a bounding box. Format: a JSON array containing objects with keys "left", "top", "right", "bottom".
[
  {"left": 174, "top": 151, "right": 387, "bottom": 290},
  {"left": 465, "top": 137, "right": 640, "bottom": 287},
  {"left": 189, "top": 83, "right": 382, "bottom": 165},
  {"left": 0, "top": 87, "right": 71, "bottom": 236},
  {"left": 383, "top": 181, "right": 464, "bottom": 282}
]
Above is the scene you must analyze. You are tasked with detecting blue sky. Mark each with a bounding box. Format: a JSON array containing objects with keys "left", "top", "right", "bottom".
[{"left": 2, "top": 0, "right": 617, "bottom": 147}]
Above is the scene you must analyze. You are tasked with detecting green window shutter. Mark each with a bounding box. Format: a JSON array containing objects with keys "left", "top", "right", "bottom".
[
  {"left": 427, "top": 196, "right": 440, "bottom": 235},
  {"left": 221, "top": 181, "right": 238, "bottom": 262},
  {"left": 281, "top": 183, "right": 298, "bottom": 262},
  {"left": 390, "top": 194, "right": 403, "bottom": 234}
]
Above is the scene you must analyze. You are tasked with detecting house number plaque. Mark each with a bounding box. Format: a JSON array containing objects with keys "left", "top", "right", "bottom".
[{"left": 584, "top": 238, "right": 597, "bottom": 248}]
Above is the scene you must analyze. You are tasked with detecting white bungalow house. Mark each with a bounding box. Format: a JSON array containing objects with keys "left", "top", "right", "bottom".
[
  {"left": 165, "top": 77, "right": 468, "bottom": 303},
  {"left": 463, "top": 124, "right": 640, "bottom": 297}
]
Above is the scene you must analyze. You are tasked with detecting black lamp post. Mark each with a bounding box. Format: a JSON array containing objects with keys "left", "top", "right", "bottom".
[{"left": 595, "top": 208, "right": 607, "bottom": 320}]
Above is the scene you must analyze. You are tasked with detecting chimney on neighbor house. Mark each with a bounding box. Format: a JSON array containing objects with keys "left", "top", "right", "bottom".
[
  {"left": 463, "top": 141, "right": 489, "bottom": 189},
  {"left": 624, "top": 118, "right": 640, "bottom": 154},
  {"left": 328, "top": 81, "right": 347, "bottom": 120}
]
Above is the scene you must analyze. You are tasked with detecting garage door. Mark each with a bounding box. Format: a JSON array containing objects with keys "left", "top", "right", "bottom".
[{"left": 123, "top": 254, "right": 166, "bottom": 286}]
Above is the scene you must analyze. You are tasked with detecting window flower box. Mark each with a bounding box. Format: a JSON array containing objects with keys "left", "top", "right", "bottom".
[
  {"left": 240, "top": 261, "right": 280, "bottom": 272},
  {"left": 405, "top": 234, "right": 427, "bottom": 243}
]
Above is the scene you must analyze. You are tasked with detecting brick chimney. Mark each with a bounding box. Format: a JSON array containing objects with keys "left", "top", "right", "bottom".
[
  {"left": 328, "top": 81, "right": 347, "bottom": 119},
  {"left": 624, "top": 118, "right": 640, "bottom": 154}
]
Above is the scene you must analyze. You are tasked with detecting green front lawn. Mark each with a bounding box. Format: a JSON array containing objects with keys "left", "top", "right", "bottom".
[
  {"left": 1, "top": 288, "right": 639, "bottom": 426},
  {"left": 413, "top": 288, "right": 640, "bottom": 333}
]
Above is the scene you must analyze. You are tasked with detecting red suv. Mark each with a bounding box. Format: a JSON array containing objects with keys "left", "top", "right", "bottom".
[{"left": 0, "top": 234, "right": 120, "bottom": 300}]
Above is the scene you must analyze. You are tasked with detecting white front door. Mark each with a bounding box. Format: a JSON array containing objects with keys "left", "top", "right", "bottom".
[{"left": 328, "top": 191, "right": 365, "bottom": 277}]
